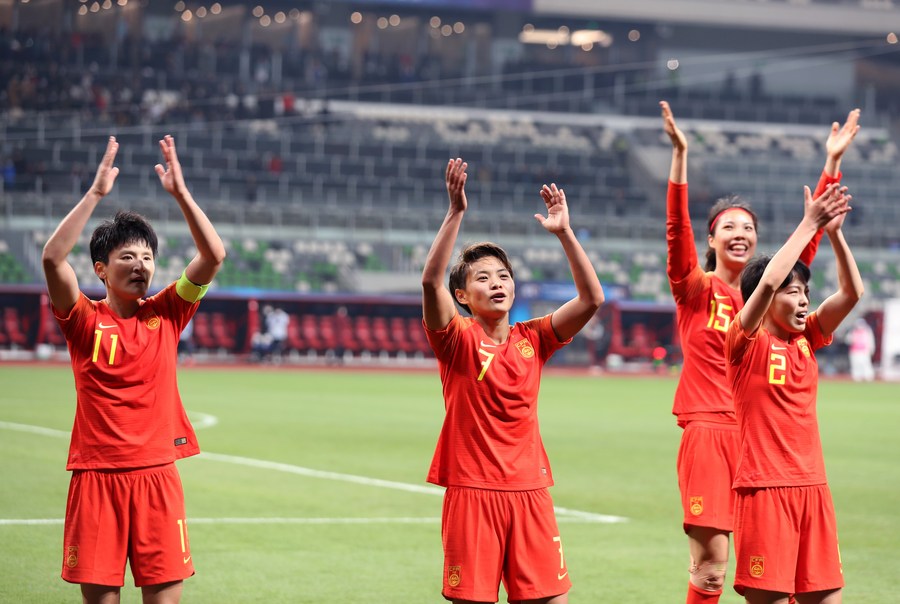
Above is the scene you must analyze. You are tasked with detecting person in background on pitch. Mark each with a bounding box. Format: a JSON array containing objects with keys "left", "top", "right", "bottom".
[
  {"left": 421, "top": 158, "right": 603, "bottom": 604},
  {"left": 845, "top": 317, "right": 876, "bottom": 381},
  {"left": 726, "top": 182, "right": 860, "bottom": 604},
  {"left": 42, "top": 135, "right": 225, "bottom": 604},
  {"left": 660, "top": 100, "right": 860, "bottom": 604}
]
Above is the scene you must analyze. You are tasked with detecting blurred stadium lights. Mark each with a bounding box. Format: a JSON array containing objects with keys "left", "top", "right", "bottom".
[{"left": 519, "top": 27, "right": 613, "bottom": 48}]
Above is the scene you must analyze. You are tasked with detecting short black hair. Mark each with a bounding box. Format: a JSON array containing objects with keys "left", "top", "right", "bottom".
[
  {"left": 448, "top": 242, "right": 514, "bottom": 315},
  {"left": 740, "top": 255, "right": 811, "bottom": 303},
  {"left": 705, "top": 195, "right": 759, "bottom": 272},
  {"left": 89, "top": 210, "right": 158, "bottom": 265}
]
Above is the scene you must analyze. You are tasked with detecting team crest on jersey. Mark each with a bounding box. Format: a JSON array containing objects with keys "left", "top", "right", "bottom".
[
  {"left": 689, "top": 496, "right": 703, "bottom": 516},
  {"left": 65, "top": 545, "right": 78, "bottom": 568},
  {"left": 145, "top": 315, "right": 161, "bottom": 330},
  {"left": 797, "top": 337, "right": 811, "bottom": 358},
  {"left": 515, "top": 339, "right": 535, "bottom": 359},
  {"left": 750, "top": 556, "right": 765, "bottom": 577},
  {"left": 448, "top": 565, "right": 461, "bottom": 587}
]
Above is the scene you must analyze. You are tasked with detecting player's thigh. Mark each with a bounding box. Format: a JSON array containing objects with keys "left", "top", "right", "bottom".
[
  {"left": 743, "top": 588, "right": 792, "bottom": 604},
  {"left": 140, "top": 579, "right": 184, "bottom": 604},
  {"left": 80, "top": 583, "right": 122, "bottom": 604},
  {"left": 688, "top": 525, "right": 730, "bottom": 563},
  {"left": 795, "top": 588, "right": 842, "bottom": 604},
  {"left": 511, "top": 594, "right": 568, "bottom": 604}
]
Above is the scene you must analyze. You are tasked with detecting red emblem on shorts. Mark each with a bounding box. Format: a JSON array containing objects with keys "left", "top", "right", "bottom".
[
  {"left": 65, "top": 545, "right": 78, "bottom": 568},
  {"left": 689, "top": 496, "right": 703, "bottom": 516},
  {"left": 750, "top": 556, "right": 765, "bottom": 577},
  {"left": 448, "top": 565, "right": 461, "bottom": 588}
]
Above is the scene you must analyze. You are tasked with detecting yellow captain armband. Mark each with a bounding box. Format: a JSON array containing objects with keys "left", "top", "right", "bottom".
[{"left": 176, "top": 271, "right": 210, "bottom": 303}]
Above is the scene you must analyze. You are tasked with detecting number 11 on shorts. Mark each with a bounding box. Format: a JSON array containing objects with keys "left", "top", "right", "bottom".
[
  {"left": 553, "top": 535, "right": 568, "bottom": 580},
  {"left": 177, "top": 518, "right": 191, "bottom": 564}
]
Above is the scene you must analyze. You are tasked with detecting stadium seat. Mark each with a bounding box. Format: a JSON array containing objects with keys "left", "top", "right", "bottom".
[
  {"left": 286, "top": 314, "right": 307, "bottom": 353},
  {"left": 406, "top": 317, "right": 433, "bottom": 357},
  {"left": 41, "top": 313, "right": 65, "bottom": 347},
  {"left": 210, "top": 313, "right": 236, "bottom": 351},
  {"left": 191, "top": 313, "right": 217, "bottom": 351},
  {"left": 370, "top": 316, "right": 397, "bottom": 356},
  {"left": 3, "top": 307, "right": 28, "bottom": 348},
  {"left": 319, "top": 315, "right": 340, "bottom": 354},
  {"left": 300, "top": 314, "right": 327, "bottom": 354},
  {"left": 352, "top": 315, "right": 377, "bottom": 355}
]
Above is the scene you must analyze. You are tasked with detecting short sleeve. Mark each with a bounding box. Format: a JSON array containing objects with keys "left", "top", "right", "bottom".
[
  {"left": 804, "top": 312, "right": 834, "bottom": 351},
  {"left": 424, "top": 312, "right": 463, "bottom": 363},
  {"left": 725, "top": 309, "right": 758, "bottom": 366}
]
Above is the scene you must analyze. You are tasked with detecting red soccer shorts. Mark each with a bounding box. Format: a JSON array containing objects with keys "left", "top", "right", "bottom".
[
  {"left": 441, "top": 487, "right": 571, "bottom": 603},
  {"left": 676, "top": 421, "right": 739, "bottom": 532},
  {"left": 733, "top": 484, "right": 843, "bottom": 596},
  {"left": 62, "top": 463, "right": 195, "bottom": 587}
]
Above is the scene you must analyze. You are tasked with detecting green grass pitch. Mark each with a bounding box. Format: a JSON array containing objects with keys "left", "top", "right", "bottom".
[{"left": 1, "top": 364, "right": 898, "bottom": 603}]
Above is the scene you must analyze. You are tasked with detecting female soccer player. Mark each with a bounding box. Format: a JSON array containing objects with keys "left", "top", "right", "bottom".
[
  {"left": 42, "top": 135, "right": 226, "bottom": 603},
  {"left": 660, "top": 101, "right": 859, "bottom": 604},
  {"left": 726, "top": 182, "right": 860, "bottom": 604},
  {"left": 421, "top": 158, "right": 604, "bottom": 604}
]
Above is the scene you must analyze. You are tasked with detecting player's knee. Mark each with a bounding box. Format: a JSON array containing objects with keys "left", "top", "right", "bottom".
[{"left": 689, "top": 560, "right": 728, "bottom": 591}]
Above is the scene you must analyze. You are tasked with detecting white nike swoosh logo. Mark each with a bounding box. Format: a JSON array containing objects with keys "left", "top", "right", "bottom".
[
  {"left": 98, "top": 323, "right": 116, "bottom": 329},
  {"left": 558, "top": 571, "right": 568, "bottom": 580},
  {"left": 771, "top": 344, "right": 786, "bottom": 350},
  {"left": 479, "top": 341, "right": 496, "bottom": 348},
  {"left": 714, "top": 293, "right": 729, "bottom": 300},
  {"left": 183, "top": 555, "right": 192, "bottom": 564}
]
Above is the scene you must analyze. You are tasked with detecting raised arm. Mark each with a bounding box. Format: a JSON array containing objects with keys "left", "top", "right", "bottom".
[
  {"left": 661, "top": 100, "right": 687, "bottom": 185},
  {"left": 155, "top": 135, "right": 226, "bottom": 285},
  {"left": 824, "top": 108, "right": 860, "bottom": 178},
  {"left": 422, "top": 158, "right": 467, "bottom": 330},
  {"left": 660, "top": 101, "right": 697, "bottom": 282},
  {"left": 740, "top": 184, "right": 849, "bottom": 336},
  {"left": 815, "top": 206, "right": 864, "bottom": 336},
  {"left": 539, "top": 184, "right": 604, "bottom": 342},
  {"left": 42, "top": 137, "right": 120, "bottom": 314},
  {"left": 801, "top": 108, "right": 860, "bottom": 266}
]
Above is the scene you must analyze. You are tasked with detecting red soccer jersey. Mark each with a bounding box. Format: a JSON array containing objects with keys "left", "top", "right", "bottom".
[
  {"left": 725, "top": 311, "right": 832, "bottom": 488},
  {"left": 424, "top": 313, "right": 569, "bottom": 490},
  {"left": 666, "top": 170, "right": 838, "bottom": 422},
  {"left": 54, "top": 282, "right": 200, "bottom": 470},
  {"left": 667, "top": 181, "right": 743, "bottom": 422}
]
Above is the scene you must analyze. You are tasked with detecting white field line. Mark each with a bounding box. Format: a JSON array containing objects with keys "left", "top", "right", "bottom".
[
  {"left": 0, "top": 420, "right": 629, "bottom": 525},
  {"left": 189, "top": 412, "right": 219, "bottom": 429},
  {"left": 0, "top": 421, "right": 70, "bottom": 438},
  {"left": 0, "top": 411, "right": 217, "bottom": 436},
  {"left": 198, "top": 451, "right": 444, "bottom": 496},
  {"left": 0, "top": 517, "right": 440, "bottom": 526},
  {"left": 198, "top": 451, "right": 628, "bottom": 524}
]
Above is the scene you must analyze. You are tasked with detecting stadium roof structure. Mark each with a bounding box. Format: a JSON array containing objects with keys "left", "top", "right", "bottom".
[{"left": 534, "top": 0, "right": 900, "bottom": 36}]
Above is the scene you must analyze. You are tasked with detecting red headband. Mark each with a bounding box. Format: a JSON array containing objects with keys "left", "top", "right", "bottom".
[{"left": 709, "top": 207, "right": 754, "bottom": 234}]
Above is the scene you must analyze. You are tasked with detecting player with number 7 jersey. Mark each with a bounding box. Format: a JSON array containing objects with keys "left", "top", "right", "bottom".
[{"left": 421, "top": 159, "right": 604, "bottom": 603}]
